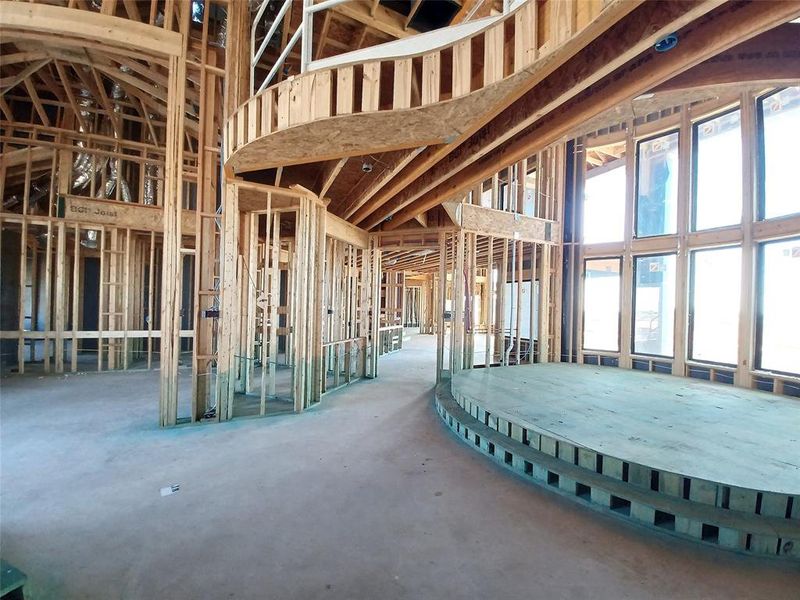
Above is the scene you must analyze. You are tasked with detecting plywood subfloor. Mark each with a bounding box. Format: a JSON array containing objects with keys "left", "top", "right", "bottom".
[{"left": 453, "top": 364, "right": 800, "bottom": 494}]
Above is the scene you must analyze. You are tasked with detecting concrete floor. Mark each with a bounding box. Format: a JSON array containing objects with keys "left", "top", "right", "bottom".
[{"left": 1, "top": 335, "right": 798, "bottom": 599}]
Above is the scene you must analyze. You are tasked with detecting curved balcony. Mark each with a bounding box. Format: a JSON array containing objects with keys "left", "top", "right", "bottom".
[{"left": 224, "top": 0, "right": 640, "bottom": 173}]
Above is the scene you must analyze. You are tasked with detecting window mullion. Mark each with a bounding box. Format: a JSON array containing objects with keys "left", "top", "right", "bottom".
[
  {"left": 673, "top": 108, "right": 693, "bottom": 377},
  {"left": 736, "top": 91, "right": 757, "bottom": 387},
  {"left": 620, "top": 122, "right": 636, "bottom": 368}
]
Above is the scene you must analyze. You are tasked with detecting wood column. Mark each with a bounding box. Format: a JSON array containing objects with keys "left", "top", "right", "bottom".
[{"left": 158, "top": 46, "right": 187, "bottom": 427}]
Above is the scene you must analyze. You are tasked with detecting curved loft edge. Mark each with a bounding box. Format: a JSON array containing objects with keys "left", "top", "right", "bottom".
[
  {"left": 224, "top": 0, "right": 641, "bottom": 173},
  {"left": 226, "top": 76, "right": 525, "bottom": 172}
]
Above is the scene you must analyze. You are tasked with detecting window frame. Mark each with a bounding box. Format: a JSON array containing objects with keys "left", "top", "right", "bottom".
[
  {"left": 630, "top": 251, "right": 677, "bottom": 359},
  {"left": 582, "top": 156, "right": 627, "bottom": 244},
  {"left": 687, "top": 244, "right": 741, "bottom": 367},
  {"left": 754, "top": 235, "right": 800, "bottom": 376},
  {"left": 581, "top": 256, "right": 623, "bottom": 353},
  {"left": 634, "top": 128, "right": 680, "bottom": 239},
  {"left": 691, "top": 105, "right": 742, "bottom": 232},
  {"left": 757, "top": 87, "right": 800, "bottom": 222}
]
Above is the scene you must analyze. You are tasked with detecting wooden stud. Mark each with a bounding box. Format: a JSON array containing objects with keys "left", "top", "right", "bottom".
[
  {"left": 336, "top": 66, "right": 354, "bottom": 115},
  {"left": 362, "top": 62, "right": 380, "bottom": 112},
  {"left": 421, "top": 52, "right": 440, "bottom": 106},
  {"left": 452, "top": 39, "right": 471, "bottom": 98},
  {"left": 393, "top": 58, "right": 412, "bottom": 110}
]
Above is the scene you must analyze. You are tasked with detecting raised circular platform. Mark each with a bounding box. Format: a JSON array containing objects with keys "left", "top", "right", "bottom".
[{"left": 435, "top": 364, "right": 800, "bottom": 560}]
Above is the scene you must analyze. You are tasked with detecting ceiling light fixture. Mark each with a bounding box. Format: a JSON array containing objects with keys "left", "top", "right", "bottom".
[{"left": 654, "top": 33, "right": 678, "bottom": 53}]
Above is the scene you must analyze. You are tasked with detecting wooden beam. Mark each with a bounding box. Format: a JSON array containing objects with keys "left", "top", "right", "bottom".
[
  {"left": 0, "top": 1, "right": 183, "bottom": 57},
  {"left": 90, "top": 66, "right": 122, "bottom": 137},
  {"left": 100, "top": 0, "right": 117, "bottom": 16},
  {"left": 316, "top": 157, "right": 348, "bottom": 198},
  {"left": 332, "top": 0, "right": 416, "bottom": 40},
  {"left": 122, "top": 0, "right": 142, "bottom": 22},
  {"left": 326, "top": 212, "right": 370, "bottom": 249},
  {"left": 652, "top": 23, "right": 800, "bottom": 94},
  {"left": 405, "top": 0, "right": 423, "bottom": 30},
  {"left": 443, "top": 202, "right": 560, "bottom": 245},
  {"left": 60, "top": 195, "right": 197, "bottom": 234},
  {"left": 340, "top": 146, "right": 426, "bottom": 220},
  {"left": 53, "top": 60, "right": 88, "bottom": 131},
  {"left": 0, "top": 94, "right": 12, "bottom": 120},
  {"left": 0, "top": 50, "right": 49, "bottom": 68},
  {"left": 0, "top": 59, "right": 52, "bottom": 95},
  {"left": 22, "top": 77, "right": 50, "bottom": 126},
  {"left": 315, "top": 11, "right": 332, "bottom": 61},
  {"left": 452, "top": 0, "right": 492, "bottom": 25}
]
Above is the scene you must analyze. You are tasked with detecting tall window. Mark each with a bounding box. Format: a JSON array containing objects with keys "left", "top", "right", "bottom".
[
  {"left": 583, "top": 162, "right": 626, "bottom": 243},
  {"left": 689, "top": 247, "right": 741, "bottom": 365},
  {"left": 759, "top": 86, "right": 800, "bottom": 219},
  {"left": 583, "top": 258, "right": 621, "bottom": 351},
  {"left": 523, "top": 169, "right": 537, "bottom": 217},
  {"left": 757, "top": 238, "right": 800, "bottom": 375},
  {"left": 499, "top": 181, "right": 509, "bottom": 210},
  {"left": 633, "top": 254, "right": 676, "bottom": 357},
  {"left": 504, "top": 281, "right": 539, "bottom": 341},
  {"left": 694, "top": 109, "right": 742, "bottom": 230},
  {"left": 636, "top": 131, "right": 679, "bottom": 237},
  {"left": 480, "top": 181, "right": 493, "bottom": 208}
]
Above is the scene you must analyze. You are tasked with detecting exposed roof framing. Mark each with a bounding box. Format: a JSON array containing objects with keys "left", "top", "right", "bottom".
[
  {"left": 372, "top": 0, "right": 800, "bottom": 231},
  {"left": 0, "top": 0, "right": 226, "bottom": 156}
]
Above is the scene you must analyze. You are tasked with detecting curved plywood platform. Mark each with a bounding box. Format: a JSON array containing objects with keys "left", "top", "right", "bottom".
[
  {"left": 224, "top": 0, "right": 640, "bottom": 172},
  {"left": 435, "top": 365, "right": 800, "bottom": 560}
]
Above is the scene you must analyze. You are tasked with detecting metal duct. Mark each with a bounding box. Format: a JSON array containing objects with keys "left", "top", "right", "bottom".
[
  {"left": 3, "top": 59, "right": 147, "bottom": 210},
  {"left": 143, "top": 163, "right": 157, "bottom": 205},
  {"left": 71, "top": 150, "right": 100, "bottom": 191},
  {"left": 101, "top": 157, "right": 132, "bottom": 203},
  {"left": 81, "top": 229, "right": 98, "bottom": 249},
  {"left": 213, "top": 6, "right": 227, "bottom": 48}
]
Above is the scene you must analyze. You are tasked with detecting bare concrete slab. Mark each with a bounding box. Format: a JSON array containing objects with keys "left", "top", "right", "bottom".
[
  {"left": 2, "top": 338, "right": 799, "bottom": 599},
  {"left": 453, "top": 364, "right": 800, "bottom": 494}
]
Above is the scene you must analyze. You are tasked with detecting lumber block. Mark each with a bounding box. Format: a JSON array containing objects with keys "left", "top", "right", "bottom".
[
  {"left": 689, "top": 479, "right": 718, "bottom": 506},
  {"left": 631, "top": 501, "right": 655, "bottom": 525},
  {"left": 540, "top": 436, "right": 557, "bottom": 457},
  {"left": 602, "top": 456, "right": 624, "bottom": 481}
]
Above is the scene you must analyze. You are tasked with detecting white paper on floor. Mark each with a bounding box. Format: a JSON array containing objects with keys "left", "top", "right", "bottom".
[{"left": 160, "top": 484, "right": 180, "bottom": 496}]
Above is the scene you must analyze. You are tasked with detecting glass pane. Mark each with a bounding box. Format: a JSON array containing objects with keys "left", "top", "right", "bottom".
[
  {"left": 690, "top": 247, "right": 741, "bottom": 364},
  {"left": 523, "top": 170, "right": 537, "bottom": 217},
  {"left": 633, "top": 254, "right": 676, "bottom": 357},
  {"left": 480, "top": 183, "right": 492, "bottom": 208},
  {"left": 695, "top": 110, "right": 742, "bottom": 230},
  {"left": 761, "top": 87, "right": 800, "bottom": 219},
  {"left": 759, "top": 238, "right": 800, "bottom": 374},
  {"left": 583, "top": 258, "right": 621, "bottom": 351},
  {"left": 636, "top": 131, "right": 679, "bottom": 237},
  {"left": 504, "top": 280, "right": 539, "bottom": 340},
  {"left": 583, "top": 163, "right": 626, "bottom": 244}
]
